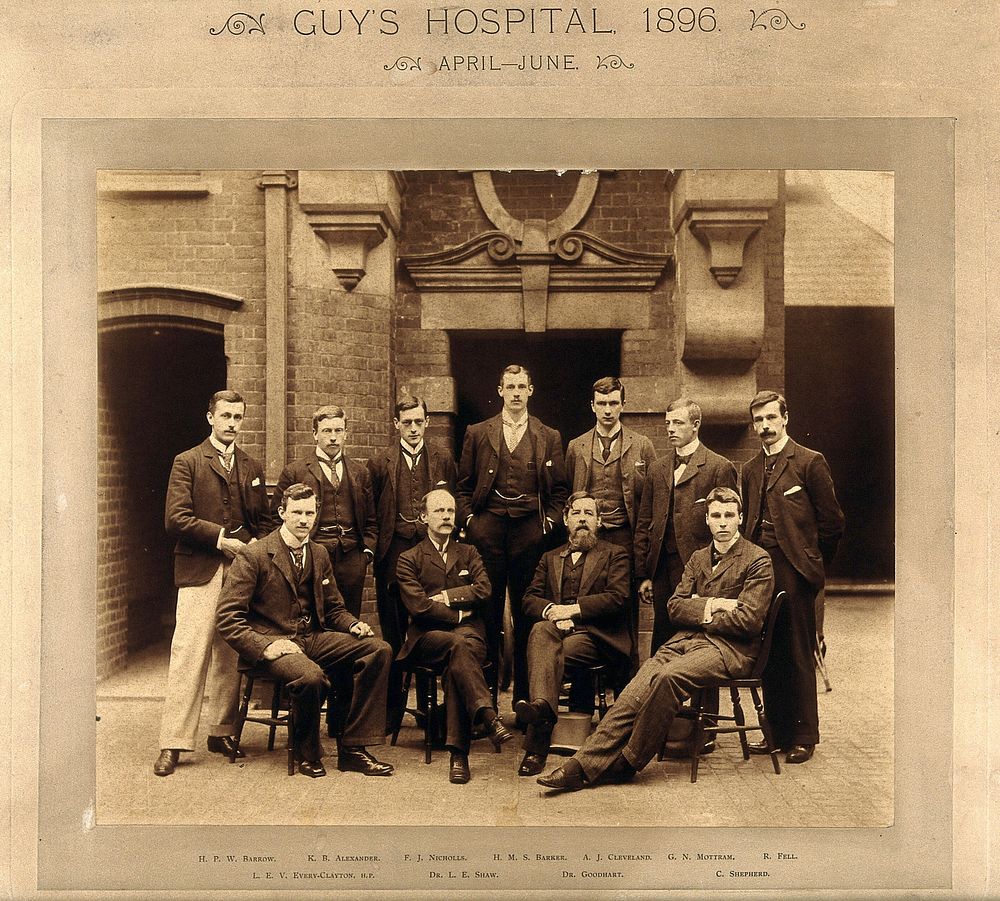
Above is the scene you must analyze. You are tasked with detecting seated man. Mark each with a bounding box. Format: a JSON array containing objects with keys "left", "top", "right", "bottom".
[
  {"left": 217, "top": 483, "right": 394, "bottom": 778},
  {"left": 395, "top": 488, "right": 513, "bottom": 784},
  {"left": 536, "top": 487, "right": 774, "bottom": 792},
  {"left": 516, "top": 491, "right": 632, "bottom": 777}
]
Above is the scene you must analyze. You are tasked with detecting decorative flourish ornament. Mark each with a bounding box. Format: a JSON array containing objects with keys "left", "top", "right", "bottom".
[
  {"left": 209, "top": 13, "right": 266, "bottom": 36},
  {"left": 596, "top": 55, "right": 635, "bottom": 70},
  {"left": 750, "top": 9, "right": 805, "bottom": 30}
]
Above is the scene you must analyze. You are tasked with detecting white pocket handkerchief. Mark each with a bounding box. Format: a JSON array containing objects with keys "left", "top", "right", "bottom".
[
  {"left": 251, "top": 477, "right": 261, "bottom": 486},
  {"left": 322, "top": 578, "right": 331, "bottom": 586},
  {"left": 783, "top": 485, "right": 803, "bottom": 496},
  {"left": 459, "top": 569, "right": 470, "bottom": 577},
  {"left": 545, "top": 460, "right": 553, "bottom": 467}
]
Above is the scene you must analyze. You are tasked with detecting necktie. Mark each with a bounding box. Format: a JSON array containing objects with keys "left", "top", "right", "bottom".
[
  {"left": 325, "top": 455, "right": 341, "bottom": 487},
  {"left": 597, "top": 432, "right": 618, "bottom": 462},
  {"left": 401, "top": 446, "right": 420, "bottom": 468},
  {"left": 764, "top": 454, "right": 777, "bottom": 475},
  {"left": 290, "top": 546, "right": 304, "bottom": 574},
  {"left": 711, "top": 546, "right": 721, "bottom": 567},
  {"left": 221, "top": 451, "right": 234, "bottom": 471}
]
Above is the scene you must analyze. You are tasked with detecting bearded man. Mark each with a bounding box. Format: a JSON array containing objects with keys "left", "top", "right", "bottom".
[{"left": 514, "top": 492, "right": 632, "bottom": 777}]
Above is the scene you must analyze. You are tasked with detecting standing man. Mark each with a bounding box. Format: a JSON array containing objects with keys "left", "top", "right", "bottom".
[
  {"left": 273, "top": 405, "right": 378, "bottom": 619},
  {"left": 741, "top": 390, "right": 844, "bottom": 764},
  {"left": 565, "top": 376, "right": 656, "bottom": 673},
  {"left": 217, "top": 484, "right": 393, "bottom": 778},
  {"left": 635, "top": 398, "right": 738, "bottom": 655},
  {"left": 516, "top": 492, "right": 632, "bottom": 777},
  {"left": 368, "top": 396, "right": 457, "bottom": 657},
  {"left": 153, "top": 389, "right": 269, "bottom": 777},
  {"left": 536, "top": 488, "right": 774, "bottom": 792},
  {"left": 395, "top": 489, "right": 512, "bottom": 784},
  {"left": 457, "top": 364, "right": 568, "bottom": 705}
]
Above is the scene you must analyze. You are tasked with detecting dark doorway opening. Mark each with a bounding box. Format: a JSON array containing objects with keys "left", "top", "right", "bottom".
[
  {"left": 449, "top": 331, "right": 622, "bottom": 452},
  {"left": 785, "top": 306, "right": 894, "bottom": 582},
  {"left": 99, "top": 323, "right": 227, "bottom": 655}
]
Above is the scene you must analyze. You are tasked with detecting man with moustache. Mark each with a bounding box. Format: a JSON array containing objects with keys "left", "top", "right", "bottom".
[
  {"left": 515, "top": 492, "right": 632, "bottom": 777},
  {"left": 565, "top": 376, "right": 656, "bottom": 674},
  {"left": 217, "top": 484, "right": 393, "bottom": 778},
  {"left": 741, "top": 390, "right": 844, "bottom": 765},
  {"left": 457, "top": 363, "right": 568, "bottom": 705},
  {"left": 273, "top": 405, "right": 378, "bottom": 619},
  {"left": 635, "top": 398, "right": 738, "bottom": 655},
  {"left": 368, "top": 396, "right": 457, "bottom": 658},
  {"left": 395, "top": 488, "right": 512, "bottom": 784},
  {"left": 154, "top": 389, "right": 269, "bottom": 777},
  {"left": 536, "top": 488, "right": 774, "bottom": 793}
]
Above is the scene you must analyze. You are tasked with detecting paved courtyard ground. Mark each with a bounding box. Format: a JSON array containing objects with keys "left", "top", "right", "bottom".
[{"left": 96, "top": 592, "right": 892, "bottom": 828}]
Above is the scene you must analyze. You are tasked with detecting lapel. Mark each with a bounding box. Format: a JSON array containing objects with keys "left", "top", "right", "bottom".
[
  {"left": 620, "top": 428, "right": 633, "bottom": 460},
  {"left": 550, "top": 550, "right": 565, "bottom": 598},
  {"left": 386, "top": 446, "right": 401, "bottom": 492},
  {"left": 766, "top": 442, "right": 792, "bottom": 491},
  {"left": 233, "top": 446, "right": 250, "bottom": 509},
  {"left": 705, "top": 539, "right": 742, "bottom": 586},
  {"left": 674, "top": 443, "right": 705, "bottom": 488},
  {"left": 307, "top": 539, "right": 325, "bottom": 613},
  {"left": 306, "top": 458, "right": 326, "bottom": 500},
  {"left": 528, "top": 415, "right": 543, "bottom": 463},
  {"left": 743, "top": 450, "right": 764, "bottom": 528},
  {"left": 422, "top": 537, "right": 447, "bottom": 573},
  {"left": 443, "top": 541, "right": 460, "bottom": 575},
  {"left": 578, "top": 544, "right": 605, "bottom": 596},
  {"left": 268, "top": 531, "right": 297, "bottom": 593},
  {"left": 487, "top": 415, "right": 502, "bottom": 456},
  {"left": 204, "top": 439, "right": 229, "bottom": 483}
]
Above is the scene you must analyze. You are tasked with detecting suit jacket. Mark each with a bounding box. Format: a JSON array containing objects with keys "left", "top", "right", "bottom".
[
  {"left": 216, "top": 530, "right": 358, "bottom": 664},
  {"left": 565, "top": 425, "right": 657, "bottom": 531},
  {"left": 666, "top": 536, "right": 775, "bottom": 678},
  {"left": 368, "top": 444, "right": 458, "bottom": 562},
  {"left": 164, "top": 438, "right": 268, "bottom": 588},
  {"left": 740, "top": 438, "right": 845, "bottom": 589},
  {"left": 457, "top": 413, "right": 568, "bottom": 531},
  {"left": 633, "top": 442, "right": 738, "bottom": 581},
  {"left": 522, "top": 539, "right": 632, "bottom": 662},
  {"left": 395, "top": 538, "right": 492, "bottom": 661},
  {"left": 271, "top": 454, "right": 378, "bottom": 554}
]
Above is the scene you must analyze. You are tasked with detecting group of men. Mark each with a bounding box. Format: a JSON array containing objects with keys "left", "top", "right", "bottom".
[{"left": 151, "top": 364, "right": 844, "bottom": 791}]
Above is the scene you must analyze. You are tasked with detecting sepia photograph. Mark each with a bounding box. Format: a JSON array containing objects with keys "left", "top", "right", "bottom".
[{"left": 93, "top": 165, "right": 893, "bottom": 830}]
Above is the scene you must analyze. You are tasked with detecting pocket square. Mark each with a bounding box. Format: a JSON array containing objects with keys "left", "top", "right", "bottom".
[
  {"left": 322, "top": 578, "right": 331, "bottom": 586},
  {"left": 635, "top": 460, "right": 646, "bottom": 468},
  {"left": 251, "top": 477, "right": 261, "bottom": 486},
  {"left": 459, "top": 569, "right": 470, "bottom": 577},
  {"left": 783, "top": 485, "right": 803, "bottom": 496},
  {"left": 545, "top": 460, "right": 553, "bottom": 467}
]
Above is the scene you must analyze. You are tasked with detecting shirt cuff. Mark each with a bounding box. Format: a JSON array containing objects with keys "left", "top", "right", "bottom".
[
  {"left": 216, "top": 528, "right": 226, "bottom": 550},
  {"left": 701, "top": 598, "right": 714, "bottom": 624},
  {"left": 542, "top": 603, "right": 554, "bottom": 619},
  {"left": 442, "top": 590, "right": 450, "bottom": 606}
]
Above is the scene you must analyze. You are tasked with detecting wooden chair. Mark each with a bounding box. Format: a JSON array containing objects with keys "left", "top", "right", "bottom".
[{"left": 658, "top": 590, "right": 787, "bottom": 783}]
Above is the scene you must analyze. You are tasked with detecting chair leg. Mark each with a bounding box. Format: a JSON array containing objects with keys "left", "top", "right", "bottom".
[
  {"left": 391, "top": 670, "right": 412, "bottom": 747},
  {"left": 231, "top": 674, "right": 253, "bottom": 763},
  {"left": 596, "top": 671, "right": 609, "bottom": 720},
  {"left": 815, "top": 645, "right": 833, "bottom": 692},
  {"left": 286, "top": 706, "right": 295, "bottom": 776},
  {"left": 267, "top": 679, "right": 281, "bottom": 751},
  {"left": 689, "top": 690, "right": 705, "bottom": 783},
  {"left": 423, "top": 672, "right": 436, "bottom": 764},
  {"left": 731, "top": 686, "right": 750, "bottom": 760},
  {"left": 750, "top": 685, "right": 781, "bottom": 775}
]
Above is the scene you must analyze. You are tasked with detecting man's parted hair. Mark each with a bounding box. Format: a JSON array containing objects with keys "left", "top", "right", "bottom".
[
  {"left": 394, "top": 394, "right": 427, "bottom": 419},
  {"left": 280, "top": 482, "right": 316, "bottom": 510},
  {"left": 208, "top": 389, "right": 244, "bottom": 414},
  {"left": 705, "top": 486, "right": 742, "bottom": 514},
  {"left": 592, "top": 376, "right": 625, "bottom": 404},
  {"left": 312, "top": 405, "right": 347, "bottom": 431},
  {"left": 666, "top": 396, "right": 701, "bottom": 425},
  {"left": 564, "top": 490, "right": 599, "bottom": 517},
  {"left": 749, "top": 389, "right": 787, "bottom": 417},
  {"left": 499, "top": 363, "right": 532, "bottom": 386}
]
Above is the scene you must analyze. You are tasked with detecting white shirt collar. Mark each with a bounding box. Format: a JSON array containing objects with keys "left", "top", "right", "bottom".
[
  {"left": 401, "top": 439, "right": 425, "bottom": 456},
  {"left": 501, "top": 410, "right": 528, "bottom": 428},
  {"left": 431, "top": 536, "right": 450, "bottom": 556},
  {"left": 713, "top": 534, "right": 740, "bottom": 555},
  {"left": 317, "top": 448, "right": 341, "bottom": 465},
  {"left": 209, "top": 434, "right": 235, "bottom": 455},
  {"left": 677, "top": 438, "right": 700, "bottom": 458},
  {"left": 280, "top": 525, "right": 308, "bottom": 550},
  {"left": 595, "top": 423, "right": 622, "bottom": 440},
  {"left": 763, "top": 434, "right": 790, "bottom": 456}
]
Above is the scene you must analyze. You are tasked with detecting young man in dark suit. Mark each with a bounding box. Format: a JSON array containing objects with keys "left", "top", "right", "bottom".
[
  {"left": 741, "top": 390, "right": 844, "bottom": 765},
  {"left": 395, "top": 488, "right": 512, "bottom": 784},
  {"left": 515, "top": 492, "right": 632, "bottom": 777},
  {"left": 457, "top": 363, "right": 568, "bottom": 704},
  {"left": 217, "top": 484, "right": 393, "bottom": 778},
  {"left": 272, "top": 405, "right": 378, "bottom": 619},
  {"left": 537, "top": 487, "right": 774, "bottom": 792},
  {"left": 154, "top": 390, "right": 269, "bottom": 777},
  {"left": 368, "top": 396, "right": 458, "bottom": 658}
]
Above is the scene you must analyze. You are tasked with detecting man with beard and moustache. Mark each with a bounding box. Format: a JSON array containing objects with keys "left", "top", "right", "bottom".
[
  {"left": 154, "top": 390, "right": 269, "bottom": 777},
  {"left": 395, "top": 488, "right": 512, "bottom": 784},
  {"left": 741, "top": 390, "right": 844, "bottom": 765},
  {"left": 536, "top": 487, "right": 774, "bottom": 793},
  {"left": 515, "top": 492, "right": 632, "bottom": 777},
  {"left": 272, "top": 405, "right": 378, "bottom": 619}
]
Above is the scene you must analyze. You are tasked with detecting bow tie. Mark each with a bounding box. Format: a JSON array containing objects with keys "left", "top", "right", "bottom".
[
  {"left": 764, "top": 454, "right": 778, "bottom": 472},
  {"left": 675, "top": 453, "right": 691, "bottom": 467}
]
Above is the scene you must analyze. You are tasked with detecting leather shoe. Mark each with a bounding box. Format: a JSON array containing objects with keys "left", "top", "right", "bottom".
[
  {"left": 784, "top": 744, "right": 814, "bottom": 764},
  {"left": 206, "top": 735, "right": 245, "bottom": 759},
  {"left": 337, "top": 746, "right": 394, "bottom": 776},
  {"left": 749, "top": 739, "right": 781, "bottom": 755},
  {"left": 514, "top": 698, "right": 556, "bottom": 728},
  {"left": 485, "top": 714, "right": 513, "bottom": 750},
  {"left": 153, "top": 749, "right": 180, "bottom": 777},
  {"left": 518, "top": 752, "right": 547, "bottom": 777},
  {"left": 449, "top": 753, "right": 470, "bottom": 784},
  {"left": 537, "top": 762, "right": 586, "bottom": 793},
  {"left": 298, "top": 759, "right": 327, "bottom": 778}
]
